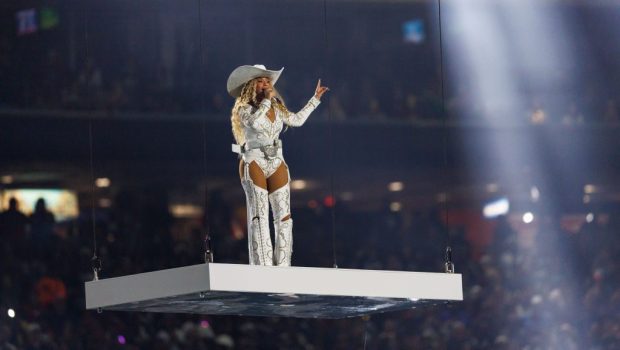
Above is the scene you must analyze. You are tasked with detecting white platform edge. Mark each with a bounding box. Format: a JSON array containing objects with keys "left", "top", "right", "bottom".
[{"left": 85, "top": 263, "right": 463, "bottom": 309}]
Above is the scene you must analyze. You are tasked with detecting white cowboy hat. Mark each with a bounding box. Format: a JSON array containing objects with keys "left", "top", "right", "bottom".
[{"left": 226, "top": 64, "right": 284, "bottom": 98}]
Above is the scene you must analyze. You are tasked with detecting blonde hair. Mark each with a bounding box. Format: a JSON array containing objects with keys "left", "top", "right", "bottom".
[{"left": 230, "top": 78, "right": 290, "bottom": 144}]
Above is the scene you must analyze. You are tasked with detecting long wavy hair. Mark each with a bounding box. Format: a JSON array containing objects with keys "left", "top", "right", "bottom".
[{"left": 230, "top": 78, "right": 290, "bottom": 145}]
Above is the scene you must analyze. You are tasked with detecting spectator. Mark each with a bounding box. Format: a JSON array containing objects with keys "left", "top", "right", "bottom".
[
  {"left": 30, "top": 198, "right": 56, "bottom": 259},
  {"left": 366, "top": 97, "right": 386, "bottom": 120},
  {"left": 0, "top": 197, "right": 28, "bottom": 240},
  {"left": 76, "top": 59, "right": 104, "bottom": 109},
  {"left": 404, "top": 93, "right": 420, "bottom": 120},
  {"left": 529, "top": 97, "right": 547, "bottom": 125},
  {"left": 561, "top": 102, "right": 585, "bottom": 126}
]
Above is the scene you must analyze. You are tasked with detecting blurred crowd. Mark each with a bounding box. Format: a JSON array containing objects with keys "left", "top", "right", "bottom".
[
  {"left": 1, "top": 189, "right": 619, "bottom": 349},
  {"left": 0, "top": 33, "right": 618, "bottom": 125},
  {"left": 2, "top": 44, "right": 619, "bottom": 126}
]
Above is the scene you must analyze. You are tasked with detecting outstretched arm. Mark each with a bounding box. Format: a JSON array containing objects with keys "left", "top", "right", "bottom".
[
  {"left": 283, "top": 96, "right": 320, "bottom": 127},
  {"left": 283, "top": 79, "right": 330, "bottom": 127}
]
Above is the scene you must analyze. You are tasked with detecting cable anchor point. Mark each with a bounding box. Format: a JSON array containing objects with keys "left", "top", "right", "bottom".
[
  {"left": 204, "top": 231, "right": 214, "bottom": 263},
  {"left": 444, "top": 247, "right": 454, "bottom": 274},
  {"left": 91, "top": 255, "right": 102, "bottom": 281}
]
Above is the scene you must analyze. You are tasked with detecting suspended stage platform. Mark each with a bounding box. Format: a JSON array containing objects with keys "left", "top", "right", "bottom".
[{"left": 85, "top": 263, "right": 462, "bottom": 319}]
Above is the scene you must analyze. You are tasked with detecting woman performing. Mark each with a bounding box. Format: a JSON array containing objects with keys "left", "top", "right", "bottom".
[{"left": 227, "top": 64, "right": 329, "bottom": 266}]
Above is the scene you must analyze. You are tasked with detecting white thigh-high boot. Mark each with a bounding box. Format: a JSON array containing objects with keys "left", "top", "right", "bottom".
[
  {"left": 241, "top": 175, "right": 273, "bottom": 266},
  {"left": 269, "top": 182, "right": 293, "bottom": 266}
]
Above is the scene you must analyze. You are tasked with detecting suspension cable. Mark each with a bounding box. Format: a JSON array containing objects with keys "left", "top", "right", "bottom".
[
  {"left": 437, "top": 0, "right": 454, "bottom": 273},
  {"left": 197, "top": 0, "right": 213, "bottom": 263},
  {"left": 83, "top": 3, "right": 102, "bottom": 281},
  {"left": 322, "top": 0, "right": 338, "bottom": 268},
  {"left": 88, "top": 122, "right": 101, "bottom": 280}
]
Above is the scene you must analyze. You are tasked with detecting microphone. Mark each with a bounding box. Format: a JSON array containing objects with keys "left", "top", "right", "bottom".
[
  {"left": 264, "top": 89, "right": 280, "bottom": 103},
  {"left": 262, "top": 88, "right": 280, "bottom": 104}
]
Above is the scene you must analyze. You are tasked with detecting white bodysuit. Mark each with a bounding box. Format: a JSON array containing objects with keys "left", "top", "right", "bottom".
[{"left": 238, "top": 96, "right": 321, "bottom": 177}]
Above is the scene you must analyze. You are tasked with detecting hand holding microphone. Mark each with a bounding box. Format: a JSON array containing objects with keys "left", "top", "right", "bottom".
[{"left": 263, "top": 88, "right": 275, "bottom": 100}]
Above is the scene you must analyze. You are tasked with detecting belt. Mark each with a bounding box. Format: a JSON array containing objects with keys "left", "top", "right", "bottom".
[{"left": 232, "top": 139, "right": 282, "bottom": 158}]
